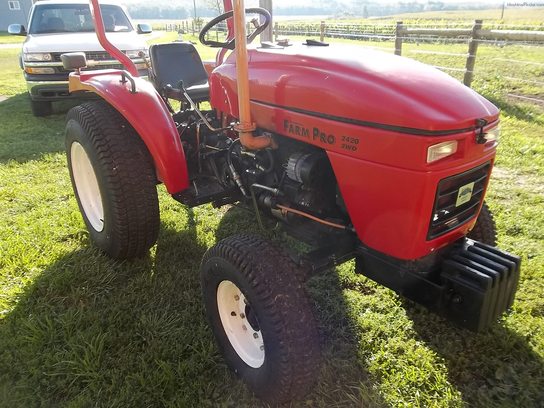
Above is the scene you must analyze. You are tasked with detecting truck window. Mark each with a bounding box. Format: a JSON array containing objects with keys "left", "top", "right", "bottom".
[{"left": 29, "top": 4, "right": 133, "bottom": 34}]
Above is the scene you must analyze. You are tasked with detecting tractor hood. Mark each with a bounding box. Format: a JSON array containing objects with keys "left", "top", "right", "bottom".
[{"left": 211, "top": 43, "right": 499, "bottom": 133}]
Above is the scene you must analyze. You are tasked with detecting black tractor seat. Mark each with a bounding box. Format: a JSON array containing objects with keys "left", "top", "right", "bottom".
[{"left": 149, "top": 42, "right": 210, "bottom": 102}]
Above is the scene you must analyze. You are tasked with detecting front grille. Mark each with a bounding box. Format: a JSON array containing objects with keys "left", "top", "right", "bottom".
[
  {"left": 52, "top": 51, "right": 126, "bottom": 62},
  {"left": 428, "top": 162, "right": 491, "bottom": 240},
  {"left": 57, "top": 63, "right": 124, "bottom": 73}
]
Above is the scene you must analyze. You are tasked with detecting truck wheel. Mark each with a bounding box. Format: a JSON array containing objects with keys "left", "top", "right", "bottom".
[
  {"left": 467, "top": 202, "right": 497, "bottom": 246},
  {"left": 30, "top": 100, "right": 52, "bottom": 117},
  {"left": 200, "top": 234, "right": 321, "bottom": 404},
  {"left": 65, "top": 101, "right": 159, "bottom": 259}
]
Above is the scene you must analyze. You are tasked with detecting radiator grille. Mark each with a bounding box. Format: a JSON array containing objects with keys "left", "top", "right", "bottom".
[{"left": 428, "top": 162, "right": 491, "bottom": 240}]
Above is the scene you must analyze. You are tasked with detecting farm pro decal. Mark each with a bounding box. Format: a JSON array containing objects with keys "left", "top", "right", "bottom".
[{"left": 283, "top": 119, "right": 359, "bottom": 152}]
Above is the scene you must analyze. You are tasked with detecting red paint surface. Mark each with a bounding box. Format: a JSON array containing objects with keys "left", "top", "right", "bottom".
[
  {"left": 72, "top": 70, "right": 189, "bottom": 194},
  {"left": 210, "top": 43, "right": 500, "bottom": 259},
  {"left": 210, "top": 44, "right": 499, "bottom": 131}
]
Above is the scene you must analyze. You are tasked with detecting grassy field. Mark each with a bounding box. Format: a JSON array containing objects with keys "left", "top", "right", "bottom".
[
  {"left": 0, "top": 32, "right": 25, "bottom": 44},
  {"left": 374, "top": 7, "right": 544, "bottom": 25},
  {"left": 0, "top": 31, "right": 543, "bottom": 407},
  {"left": 266, "top": 7, "right": 544, "bottom": 29}
]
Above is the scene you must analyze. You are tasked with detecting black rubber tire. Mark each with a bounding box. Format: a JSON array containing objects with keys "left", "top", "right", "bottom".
[
  {"left": 200, "top": 234, "right": 321, "bottom": 404},
  {"left": 30, "top": 100, "right": 52, "bottom": 117},
  {"left": 467, "top": 202, "right": 497, "bottom": 246},
  {"left": 65, "top": 101, "right": 160, "bottom": 259}
]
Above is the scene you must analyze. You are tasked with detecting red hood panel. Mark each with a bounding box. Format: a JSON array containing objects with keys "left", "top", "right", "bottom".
[{"left": 212, "top": 43, "right": 499, "bottom": 132}]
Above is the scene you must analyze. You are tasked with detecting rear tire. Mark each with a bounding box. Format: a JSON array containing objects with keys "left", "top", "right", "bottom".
[
  {"left": 200, "top": 234, "right": 321, "bottom": 404},
  {"left": 30, "top": 100, "right": 52, "bottom": 117},
  {"left": 65, "top": 101, "right": 159, "bottom": 259},
  {"left": 468, "top": 202, "right": 497, "bottom": 246}
]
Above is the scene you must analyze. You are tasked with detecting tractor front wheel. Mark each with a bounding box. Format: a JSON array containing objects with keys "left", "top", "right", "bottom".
[
  {"left": 65, "top": 101, "right": 159, "bottom": 259},
  {"left": 200, "top": 234, "right": 321, "bottom": 404},
  {"left": 468, "top": 201, "right": 497, "bottom": 246}
]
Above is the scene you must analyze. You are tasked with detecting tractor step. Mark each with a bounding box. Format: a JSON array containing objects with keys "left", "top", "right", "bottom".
[
  {"left": 173, "top": 178, "right": 240, "bottom": 207},
  {"left": 355, "top": 238, "right": 521, "bottom": 331}
]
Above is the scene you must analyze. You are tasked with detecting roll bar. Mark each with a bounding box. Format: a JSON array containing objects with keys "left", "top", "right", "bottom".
[{"left": 89, "top": 0, "right": 139, "bottom": 77}]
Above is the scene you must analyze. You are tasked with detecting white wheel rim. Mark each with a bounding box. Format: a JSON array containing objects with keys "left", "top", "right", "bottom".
[
  {"left": 217, "top": 280, "right": 265, "bottom": 368},
  {"left": 70, "top": 142, "right": 104, "bottom": 232}
]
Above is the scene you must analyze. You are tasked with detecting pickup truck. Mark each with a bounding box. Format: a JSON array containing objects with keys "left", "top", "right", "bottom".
[{"left": 8, "top": 0, "right": 151, "bottom": 116}]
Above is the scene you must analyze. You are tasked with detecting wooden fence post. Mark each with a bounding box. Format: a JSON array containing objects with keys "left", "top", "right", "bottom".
[
  {"left": 274, "top": 21, "right": 278, "bottom": 41},
  {"left": 320, "top": 21, "right": 325, "bottom": 42},
  {"left": 464, "top": 19, "right": 483, "bottom": 87},
  {"left": 395, "top": 21, "right": 403, "bottom": 55}
]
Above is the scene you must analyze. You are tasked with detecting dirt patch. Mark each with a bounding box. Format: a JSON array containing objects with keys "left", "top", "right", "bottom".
[
  {"left": 492, "top": 166, "right": 544, "bottom": 196},
  {"left": 507, "top": 93, "right": 544, "bottom": 109},
  {"left": 0, "top": 95, "right": 7, "bottom": 103}
]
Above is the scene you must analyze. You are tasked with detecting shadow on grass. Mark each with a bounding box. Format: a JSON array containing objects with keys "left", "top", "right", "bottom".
[
  {"left": 0, "top": 215, "right": 247, "bottom": 406},
  {"left": 0, "top": 205, "right": 386, "bottom": 407},
  {"left": 405, "top": 301, "right": 544, "bottom": 407},
  {"left": 215, "top": 206, "right": 387, "bottom": 407},
  {"left": 483, "top": 93, "right": 544, "bottom": 125},
  {"left": 0, "top": 93, "right": 82, "bottom": 164}
]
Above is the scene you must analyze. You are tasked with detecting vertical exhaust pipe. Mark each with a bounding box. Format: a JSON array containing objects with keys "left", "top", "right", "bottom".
[{"left": 232, "top": 0, "right": 273, "bottom": 150}]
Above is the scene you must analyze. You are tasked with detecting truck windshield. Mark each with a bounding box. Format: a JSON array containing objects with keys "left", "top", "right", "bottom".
[{"left": 29, "top": 4, "right": 133, "bottom": 34}]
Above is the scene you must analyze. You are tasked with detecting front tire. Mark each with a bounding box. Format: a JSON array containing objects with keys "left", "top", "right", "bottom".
[
  {"left": 65, "top": 101, "right": 159, "bottom": 259},
  {"left": 200, "top": 234, "right": 321, "bottom": 404},
  {"left": 468, "top": 201, "right": 497, "bottom": 246}
]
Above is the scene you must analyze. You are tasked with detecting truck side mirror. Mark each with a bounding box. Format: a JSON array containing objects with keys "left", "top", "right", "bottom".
[
  {"left": 137, "top": 23, "right": 152, "bottom": 34},
  {"left": 8, "top": 24, "right": 26, "bottom": 36},
  {"left": 61, "top": 52, "right": 87, "bottom": 71}
]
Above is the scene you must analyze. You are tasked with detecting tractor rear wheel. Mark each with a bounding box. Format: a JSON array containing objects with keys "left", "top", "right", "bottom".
[
  {"left": 200, "top": 234, "right": 321, "bottom": 404},
  {"left": 65, "top": 101, "right": 159, "bottom": 259},
  {"left": 467, "top": 201, "right": 497, "bottom": 246}
]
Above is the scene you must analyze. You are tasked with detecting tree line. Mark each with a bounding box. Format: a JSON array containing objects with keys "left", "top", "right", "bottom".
[{"left": 126, "top": 1, "right": 498, "bottom": 20}]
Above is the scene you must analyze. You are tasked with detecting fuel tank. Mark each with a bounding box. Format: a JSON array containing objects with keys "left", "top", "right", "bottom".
[{"left": 209, "top": 43, "right": 499, "bottom": 134}]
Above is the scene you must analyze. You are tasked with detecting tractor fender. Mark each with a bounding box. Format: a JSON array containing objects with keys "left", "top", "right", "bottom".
[{"left": 69, "top": 70, "right": 189, "bottom": 195}]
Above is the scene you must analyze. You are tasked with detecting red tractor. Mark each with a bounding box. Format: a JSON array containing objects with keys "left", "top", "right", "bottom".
[{"left": 62, "top": 0, "right": 520, "bottom": 403}]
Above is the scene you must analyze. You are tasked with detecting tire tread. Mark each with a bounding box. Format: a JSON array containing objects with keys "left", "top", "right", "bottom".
[
  {"left": 201, "top": 234, "right": 321, "bottom": 404},
  {"left": 66, "top": 101, "right": 159, "bottom": 259}
]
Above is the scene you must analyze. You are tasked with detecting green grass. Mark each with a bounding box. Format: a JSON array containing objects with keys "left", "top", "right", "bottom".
[
  {"left": 0, "top": 32, "right": 25, "bottom": 44},
  {"left": 0, "top": 31, "right": 543, "bottom": 407},
  {"left": 276, "top": 7, "right": 544, "bottom": 29}
]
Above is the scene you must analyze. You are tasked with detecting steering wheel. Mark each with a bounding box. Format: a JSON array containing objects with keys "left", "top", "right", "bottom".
[{"left": 199, "top": 7, "right": 271, "bottom": 50}]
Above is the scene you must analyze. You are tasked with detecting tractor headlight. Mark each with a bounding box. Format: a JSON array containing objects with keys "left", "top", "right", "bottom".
[
  {"left": 485, "top": 125, "right": 500, "bottom": 144},
  {"left": 126, "top": 49, "right": 147, "bottom": 59},
  {"left": 24, "top": 52, "right": 52, "bottom": 62},
  {"left": 427, "top": 140, "right": 458, "bottom": 163}
]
